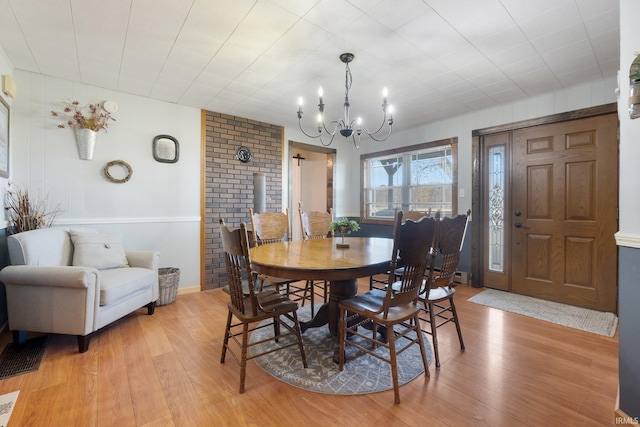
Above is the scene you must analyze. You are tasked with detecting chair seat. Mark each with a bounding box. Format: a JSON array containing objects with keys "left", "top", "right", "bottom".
[
  {"left": 341, "top": 291, "right": 421, "bottom": 324},
  {"left": 222, "top": 278, "right": 251, "bottom": 296},
  {"left": 389, "top": 280, "right": 456, "bottom": 302},
  {"left": 258, "top": 274, "right": 297, "bottom": 285},
  {"left": 229, "top": 293, "right": 298, "bottom": 321},
  {"left": 421, "top": 286, "right": 455, "bottom": 302},
  {"left": 256, "top": 289, "right": 296, "bottom": 309}
]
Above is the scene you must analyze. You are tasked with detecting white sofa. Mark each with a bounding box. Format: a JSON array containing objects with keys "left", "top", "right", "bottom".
[{"left": 0, "top": 227, "right": 159, "bottom": 352}]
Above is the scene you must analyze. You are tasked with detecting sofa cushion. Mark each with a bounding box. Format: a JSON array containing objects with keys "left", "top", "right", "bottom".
[
  {"left": 69, "top": 231, "right": 129, "bottom": 270},
  {"left": 7, "top": 228, "right": 75, "bottom": 266},
  {"left": 99, "top": 267, "right": 155, "bottom": 306}
]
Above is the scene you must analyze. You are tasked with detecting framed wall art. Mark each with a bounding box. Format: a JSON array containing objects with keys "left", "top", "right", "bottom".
[{"left": 0, "top": 96, "right": 9, "bottom": 178}]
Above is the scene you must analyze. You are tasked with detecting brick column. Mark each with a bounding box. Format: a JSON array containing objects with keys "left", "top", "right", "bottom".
[{"left": 203, "top": 111, "right": 283, "bottom": 289}]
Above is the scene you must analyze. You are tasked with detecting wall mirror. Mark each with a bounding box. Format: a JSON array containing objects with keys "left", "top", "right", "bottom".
[{"left": 153, "top": 135, "right": 179, "bottom": 163}]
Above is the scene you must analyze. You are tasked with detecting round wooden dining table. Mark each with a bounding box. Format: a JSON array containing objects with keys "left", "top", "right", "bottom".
[{"left": 250, "top": 237, "right": 393, "bottom": 335}]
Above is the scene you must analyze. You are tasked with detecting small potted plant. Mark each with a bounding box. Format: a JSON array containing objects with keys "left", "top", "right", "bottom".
[{"left": 330, "top": 217, "right": 360, "bottom": 248}]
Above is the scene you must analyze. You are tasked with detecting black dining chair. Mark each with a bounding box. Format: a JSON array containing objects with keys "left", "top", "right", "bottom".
[
  {"left": 219, "top": 218, "right": 307, "bottom": 393},
  {"left": 369, "top": 209, "right": 433, "bottom": 291},
  {"left": 338, "top": 211, "right": 437, "bottom": 404},
  {"left": 418, "top": 209, "right": 470, "bottom": 368}
]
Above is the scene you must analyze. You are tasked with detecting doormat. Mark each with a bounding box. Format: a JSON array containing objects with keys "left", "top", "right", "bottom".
[
  {"left": 0, "top": 336, "right": 48, "bottom": 380},
  {"left": 468, "top": 289, "right": 618, "bottom": 337},
  {"left": 0, "top": 390, "right": 19, "bottom": 426}
]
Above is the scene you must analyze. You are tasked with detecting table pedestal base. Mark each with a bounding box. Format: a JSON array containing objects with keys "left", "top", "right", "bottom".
[{"left": 300, "top": 278, "right": 358, "bottom": 335}]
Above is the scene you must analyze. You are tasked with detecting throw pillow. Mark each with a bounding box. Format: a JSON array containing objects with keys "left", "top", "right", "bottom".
[{"left": 69, "top": 231, "right": 129, "bottom": 270}]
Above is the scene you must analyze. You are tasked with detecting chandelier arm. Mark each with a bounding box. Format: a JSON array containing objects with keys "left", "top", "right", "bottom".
[
  {"left": 350, "top": 133, "right": 360, "bottom": 149},
  {"left": 320, "top": 132, "right": 338, "bottom": 147},
  {"left": 358, "top": 109, "right": 390, "bottom": 136},
  {"left": 321, "top": 119, "right": 342, "bottom": 136},
  {"left": 298, "top": 117, "right": 345, "bottom": 140},
  {"left": 297, "top": 118, "right": 326, "bottom": 139},
  {"left": 364, "top": 123, "right": 393, "bottom": 142}
]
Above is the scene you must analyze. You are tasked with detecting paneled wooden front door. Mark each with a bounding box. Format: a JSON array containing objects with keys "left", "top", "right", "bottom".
[{"left": 510, "top": 113, "right": 618, "bottom": 312}]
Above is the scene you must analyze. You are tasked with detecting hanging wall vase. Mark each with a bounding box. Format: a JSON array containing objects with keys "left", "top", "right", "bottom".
[{"left": 74, "top": 128, "right": 98, "bottom": 160}]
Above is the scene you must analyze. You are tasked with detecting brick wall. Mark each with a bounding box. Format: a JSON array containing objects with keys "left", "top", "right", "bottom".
[{"left": 203, "top": 111, "right": 283, "bottom": 290}]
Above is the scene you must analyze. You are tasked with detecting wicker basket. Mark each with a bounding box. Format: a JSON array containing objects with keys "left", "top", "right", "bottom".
[{"left": 157, "top": 267, "right": 180, "bottom": 306}]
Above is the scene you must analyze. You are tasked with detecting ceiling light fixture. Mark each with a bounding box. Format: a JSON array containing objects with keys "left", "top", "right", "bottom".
[{"left": 296, "top": 53, "right": 393, "bottom": 148}]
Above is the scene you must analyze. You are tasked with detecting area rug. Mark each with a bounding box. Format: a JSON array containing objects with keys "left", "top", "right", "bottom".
[
  {"left": 0, "top": 390, "right": 19, "bottom": 426},
  {"left": 468, "top": 289, "right": 618, "bottom": 337},
  {"left": 249, "top": 305, "right": 432, "bottom": 395},
  {"left": 0, "top": 335, "right": 48, "bottom": 380}
]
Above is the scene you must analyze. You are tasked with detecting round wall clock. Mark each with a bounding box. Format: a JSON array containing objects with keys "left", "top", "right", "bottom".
[{"left": 236, "top": 146, "right": 253, "bottom": 163}]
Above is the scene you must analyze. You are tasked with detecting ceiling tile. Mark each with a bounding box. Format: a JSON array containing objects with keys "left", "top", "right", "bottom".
[
  {"left": 517, "top": 2, "right": 582, "bottom": 41},
  {"left": 0, "top": 0, "right": 621, "bottom": 133}
]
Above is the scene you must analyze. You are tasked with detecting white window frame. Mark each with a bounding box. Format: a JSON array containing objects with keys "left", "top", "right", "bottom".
[{"left": 360, "top": 137, "right": 458, "bottom": 224}]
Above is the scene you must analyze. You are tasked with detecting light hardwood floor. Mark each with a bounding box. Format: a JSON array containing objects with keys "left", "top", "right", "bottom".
[{"left": 0, "top": 281, "right": 618, "bottom": 426}]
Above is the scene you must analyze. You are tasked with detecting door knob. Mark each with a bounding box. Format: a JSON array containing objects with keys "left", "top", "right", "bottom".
[{"left": 514, "top": 222, "right": 529, "bottom": 229}]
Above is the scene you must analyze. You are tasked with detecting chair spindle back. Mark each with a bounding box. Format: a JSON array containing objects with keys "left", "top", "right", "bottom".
[
  {"left": 250, "top": 208, "right": 290, "bottom": 245},
  {"left": 299, "top": 205, "right": 333, "bottom": 240},
  {"left": 219, "top": 219, "right": 257, "bottom": 316},
  {"left": 432, "top": 209, "right": 471, "bottom": 289},
  {"left": 384, "top": 211, "right": 439, "bottom": 315}
]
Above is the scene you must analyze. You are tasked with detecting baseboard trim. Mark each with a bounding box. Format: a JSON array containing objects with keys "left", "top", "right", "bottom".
[{"left": 177, "top": 286, "right": 200, "bottom": 295}]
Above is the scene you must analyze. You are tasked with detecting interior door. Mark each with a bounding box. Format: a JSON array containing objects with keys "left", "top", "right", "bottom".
[
  {"left": 510, "top": 113, "right": 618, "bottom": 312},
  {"left": 289, "top": 142, "right": 335, "bottom": 241}
]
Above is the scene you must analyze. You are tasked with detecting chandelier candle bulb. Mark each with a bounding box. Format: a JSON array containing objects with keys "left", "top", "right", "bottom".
[
  {"left": 318, "top": 87, "right": 323, "bottom": 105},
  {"left": 383, "top": 87, "right": 388, "bottom": 104}
]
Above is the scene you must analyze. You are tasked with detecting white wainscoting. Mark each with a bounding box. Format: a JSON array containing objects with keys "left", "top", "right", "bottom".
[{"left": 3, "top": 217, "right": 201, "bottom": 290}]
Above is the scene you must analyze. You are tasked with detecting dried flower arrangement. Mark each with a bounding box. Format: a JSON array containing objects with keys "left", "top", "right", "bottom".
[
  {"left": 51, "top": 100, "right": 115, "bottom": 132},
  {"left": 4, "top": 182, "right": 61, "bottom": 234}
]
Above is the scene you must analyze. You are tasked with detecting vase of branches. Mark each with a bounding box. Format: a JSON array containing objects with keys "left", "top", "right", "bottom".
[{"left": 4, "top": 182, "right": 61, "bottom": 235}]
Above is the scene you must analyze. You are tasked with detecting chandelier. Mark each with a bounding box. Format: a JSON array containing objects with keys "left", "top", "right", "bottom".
[{"left": 296, "top": 53, "right": 394, "bottom": 148}]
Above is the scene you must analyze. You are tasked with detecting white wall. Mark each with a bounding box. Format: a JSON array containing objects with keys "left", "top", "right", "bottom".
[
  {"left": 616, "top": 0, "right": 640, "bottom": 418},
  {"left": 8, "top": 69, "right": 201, "bottom": 289},
  {"left": 5, "top": 51, "right": 619, "bottom": 291},
  {"left": 286, "top": 77, "right": 617, "bottom": 218},
  {"left": 618, "top": 1, "right": 640, "bottom": 239}
]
